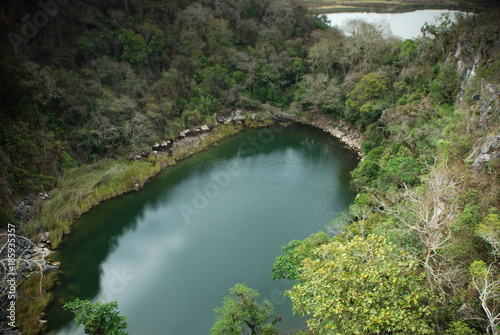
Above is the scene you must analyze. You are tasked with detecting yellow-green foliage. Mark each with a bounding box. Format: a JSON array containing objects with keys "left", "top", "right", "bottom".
[
  {"left": 287, "top": 235, "right": 434, "bottom": 334},
  {"left": 200, "top": 123, "right": 240, "bottom": 148},
  {"left": 244, "top": 115, "right": 275, "bottom": 129},
  {"left": 476, "top": 212, "right": 500, "bottom": 258}
]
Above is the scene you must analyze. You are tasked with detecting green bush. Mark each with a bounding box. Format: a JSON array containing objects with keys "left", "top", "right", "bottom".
[
  {"left": 361, "top": 140, "right": 376, "bottom": 155},
  {"left": 63, "top": 299, "right": 128, "bottom": 335},
  {"left": 445, "top": 321, "right": 480, "bottom": 335},
  {"left": 76, "top": 39, "right": 97, "bottom": 64},
  {"left": 346, "top": 73, "right": 391, "bottom": 128},
  {"left": 351, "top": 160, "right": 381, "bottom": 189},
  {"left": 428, "top": 63, "right": 460, "bottom": 105},
  {"left": 365, "top": 146, "right": 385, "bottom": 162},
  {"left": 380, "top": 155, "right": 424, "bottom": 187},
  {"left": 0, "top": 208, "right": 14, "bottom": 229},
  {"left": 60, "top": 150, "right": 78, "bottom": 172}
]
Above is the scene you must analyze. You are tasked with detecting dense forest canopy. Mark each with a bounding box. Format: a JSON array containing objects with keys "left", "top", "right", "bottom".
[
  {"left": 0, "top": 0, "right": 322, "bottom": 207},
  {"left": 1, "top": 0, "right": 500, "bottom": 334}
]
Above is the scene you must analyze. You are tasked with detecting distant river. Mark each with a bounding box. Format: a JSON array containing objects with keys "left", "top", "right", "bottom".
[
  {"left": 326, "top": 10, "right": 466, "bottom": 40},
  {"left": 46, "top": 125, "right": 359, "bottom": 334}
]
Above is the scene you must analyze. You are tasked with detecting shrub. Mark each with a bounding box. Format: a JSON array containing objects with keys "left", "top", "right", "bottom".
[{"left": 0, "top": 207, "right": 14, "bottom": 229}]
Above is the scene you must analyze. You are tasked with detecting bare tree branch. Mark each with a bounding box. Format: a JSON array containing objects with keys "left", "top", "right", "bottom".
[{"left": 375, "top": 159, "right": 461, "bottom": 295}]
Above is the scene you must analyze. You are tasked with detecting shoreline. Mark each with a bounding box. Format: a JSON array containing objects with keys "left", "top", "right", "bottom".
[
  {"left": 5, "top": 110, "right": 363, "bottom": 334},
  {"left": 276, "top": 111, "right": 364, "bottom": 159},
  {"left": 303, "top": 1, "right": 479, "bottom": 15},
  {"left": 21, "top": 110, "right": 364, "bottom": 250}
]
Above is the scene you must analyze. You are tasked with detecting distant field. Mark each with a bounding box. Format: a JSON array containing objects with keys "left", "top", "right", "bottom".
[{"left": 301, "top": 0, "right": 475, "bottom": 13}]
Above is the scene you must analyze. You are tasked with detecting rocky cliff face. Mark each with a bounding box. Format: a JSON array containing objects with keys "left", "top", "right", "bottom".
[
  {"left": 454, "top": 40, "right": 485, "bottom": 100},
  {"left": 453, "top": 11, "right": 500, "bottom": 103},
  {"left": 135, "top": 110, "right": 365, "bottom": 162},
  {"left": 466, "top": 85, "right": 499, "bottom": 172},
  {"left": 451, "top": 15, "right": 500, "bottom": 172},
  {"left": 466, "top": 83, "right": 499, "bottom": 170},
  {"left": 476, "top": 84, "right": 499, "bottom": 130},
  {"left": 468, "top": 134, "right": 500, "bottom": 170}
]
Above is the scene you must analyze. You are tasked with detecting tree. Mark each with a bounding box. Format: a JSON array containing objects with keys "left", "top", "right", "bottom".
[
  {"left": 342, "top": 19, "right": 393, "bottom": 71},
  {"left": 476, "top": 213, "right": 500, "bottom": 260},
  {"left": 63, "top": 298, "right": 128, "bottom": 335},
  {"left": 380, "top": 155, "right": 424, "bottom": 187},
  {"left": 287, "top": 234, "right": 434, "bottom": 334},
  {"left": 294, "top": 74, "right": 343, "bottom": 115},
  {"left": 119, "top": 29, "right": 150, "bottom": 64},
  {"left": 119, "top": 26, "right": 165, "bottom": 65},
  {"left": 210, "top": 283, "right": 279, "bottom": 335},
  {"left": 470, "top": 261, "right": 500, "bottom": 335},
  {"left": 428, "top": 63, "right": 460, "bottom": 105},
  {"left": 345, "top": 72, "right": 391, "bottom": 127},
  {"left": 350, "top": 159, "right": 381, "bottom": 189},
  {"left": 399, "top": 39, "right": 418, "bottom": 65},
  {"left": 271, "top": 231, "right": 330, "bottom": 281},
  {"left": 308, "top": 37, "right": 340, "bottom": 75},
  {"left": 445, "top": 321, "right": 480, "bottom": 335},
  {"left": 377, "top": 160, "right": 460, "bottom": 294}
]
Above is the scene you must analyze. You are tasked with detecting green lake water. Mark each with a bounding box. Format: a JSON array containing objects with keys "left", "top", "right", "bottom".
[{"left": 46, "top": 124, "right": 359, "bottom": 334}]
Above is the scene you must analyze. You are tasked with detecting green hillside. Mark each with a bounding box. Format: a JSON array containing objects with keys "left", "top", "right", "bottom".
[{"left": 0, "top": 0, "right": 499, "bottom": 334}]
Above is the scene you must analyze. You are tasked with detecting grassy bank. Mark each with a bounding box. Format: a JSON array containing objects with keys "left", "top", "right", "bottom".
[
  {"left": 27, "top": 117, "right": 274, "bottom": 248},
  {"left": 26, "top": 157, "right": 172, "bottom": 248},
  {"left": 26, "top": 121, "right": 265, "bottom": 248},
  {"left": 16, "top": 272, "right": 57, "bottom": 335},
  {"left": 302, "top": 0, "right": 476, "bottom": 13}
]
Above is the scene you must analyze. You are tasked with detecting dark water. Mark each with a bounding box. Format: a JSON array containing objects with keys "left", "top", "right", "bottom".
[{"left": 46, "top": 125, "right": 359, "bottom": 334}]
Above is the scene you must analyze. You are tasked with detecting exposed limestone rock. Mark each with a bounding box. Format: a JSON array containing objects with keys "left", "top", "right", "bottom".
[
  {"left": 171, "top": 133, "right": 209, "bottom": 160},
  {"left": 0, "top": 230, "right": 57, "bottom": 334},
  {"left": 179, "top": 129, "right": 191, "bottom": 137},
  {"left": 14, "top": 194, "right": 50, "bottom": 228},
  {"left": 454, "top": 32, "right": 492, "bottom": 102},
  {"left": 277, "top": 112, "right": 364, "bottom": 159},
  {"left": 216, "top": 109, "right": 246, "bottom": 123},
  {"left": 477, "top": 84, "right": 499, "bottom": 130},
  {"left": 468, "top": 134, "right": 500, "bottom": 170},
  {"left": 134, "top": 110, "right": 364, "bottom": 162}
]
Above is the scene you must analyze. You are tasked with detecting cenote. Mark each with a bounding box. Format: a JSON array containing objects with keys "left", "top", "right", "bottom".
[{"left": 46, "top": 124, "right": 359, "bottom": 334}]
